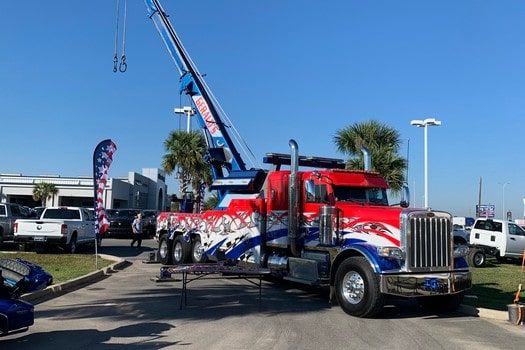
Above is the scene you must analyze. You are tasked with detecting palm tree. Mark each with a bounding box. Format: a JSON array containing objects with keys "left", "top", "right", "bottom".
[
  {"left": 190, "top": 164, "right": 213, "bottom": 213},
  {"left": 32, "top": 182, "right": 58, "bottom": 206},
  {"left": 204, "top": 191, "right": 220, "bottom": 211},
  {"left": 334, "top": 120, "right": 407, "bottom": 194},
  {"left": 162, "top": 130, "right": 212, "bottom": 211}
]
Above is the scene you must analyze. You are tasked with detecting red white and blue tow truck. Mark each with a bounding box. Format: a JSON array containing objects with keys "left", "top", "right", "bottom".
[{"left": 144, "top": 0, "right": 471, "bottom": 317}]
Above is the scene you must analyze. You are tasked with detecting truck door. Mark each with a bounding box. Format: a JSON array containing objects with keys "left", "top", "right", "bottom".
[
  {"left": 81, "top": 208, "right": 95, "bottom": 241},
  {"left": 506, "top": 223, "right": 525, "bottom": 256}
]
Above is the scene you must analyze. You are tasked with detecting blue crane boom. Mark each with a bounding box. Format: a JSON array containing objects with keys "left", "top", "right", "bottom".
[{"left": 144, "top": 0, "right": 265, "bottom": 192}]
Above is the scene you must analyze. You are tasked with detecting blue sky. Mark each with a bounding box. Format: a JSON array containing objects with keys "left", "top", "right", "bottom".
[{"left": 1, "top": 1, "right": 524, "bottom": 220}]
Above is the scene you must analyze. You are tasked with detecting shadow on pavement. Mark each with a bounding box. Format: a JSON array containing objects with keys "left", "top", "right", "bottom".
[{"left": 0, "top": 322, "right": 182, "bottom": 349}]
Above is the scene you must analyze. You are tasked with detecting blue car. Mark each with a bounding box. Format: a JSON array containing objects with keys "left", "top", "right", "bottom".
[{"left": 0, "top": 258, "right": 53, "bottom": 335}]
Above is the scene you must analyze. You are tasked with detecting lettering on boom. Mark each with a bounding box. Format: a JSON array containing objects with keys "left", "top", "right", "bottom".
[{"left": 193, "top": 96, "right": 222, "bottom": 137}]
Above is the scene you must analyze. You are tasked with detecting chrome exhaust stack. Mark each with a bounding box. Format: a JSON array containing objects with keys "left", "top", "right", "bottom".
[{"left": 288, "top": 139, "right": 300, "bottom": 257}]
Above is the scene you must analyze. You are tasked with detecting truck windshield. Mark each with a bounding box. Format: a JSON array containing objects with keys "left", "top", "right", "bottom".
[{"left": 332, "top": 185, "right": 388, "bottom": 206}]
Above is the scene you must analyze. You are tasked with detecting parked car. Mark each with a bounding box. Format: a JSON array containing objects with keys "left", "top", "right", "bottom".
[
  {"left": 453, "top": 226, "right": 470, "bottom": 245},
  {"left": 30, "top": 207, "right": 46, "bottom": 219},
  {"left": 142, "top": 210, "right": 158, "bottom": 236},
  {"left": 105, "top": 209, "right": 143, "bottom": 238},
  {"left": 0, "top": 203, "right": 32, "bottom": 247}
]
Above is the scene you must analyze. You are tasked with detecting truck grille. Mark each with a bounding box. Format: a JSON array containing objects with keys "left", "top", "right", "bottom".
[{"left": 406, "top": 212, "right": 452, "bottom": 271}]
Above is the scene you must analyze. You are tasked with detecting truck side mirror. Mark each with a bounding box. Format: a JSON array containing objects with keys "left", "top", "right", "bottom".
[
  {"left": 400, "top": 184, "right": 410, "bottom": 208},
  {"left": 305, "top": 179, "right": 316, "bottom": 202}
]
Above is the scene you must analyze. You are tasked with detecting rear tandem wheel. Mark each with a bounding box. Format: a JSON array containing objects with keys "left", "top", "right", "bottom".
[{"left": 158, "top": 234, "right": 173, "bottom": 265}]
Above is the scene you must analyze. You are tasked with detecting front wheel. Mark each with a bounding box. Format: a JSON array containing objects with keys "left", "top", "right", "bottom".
[
  {"left": 334, "top": 256, "right": 384, "bottom": 317},
  {"left": 158, "top": 234, "right": 173, "bottom": 265}
]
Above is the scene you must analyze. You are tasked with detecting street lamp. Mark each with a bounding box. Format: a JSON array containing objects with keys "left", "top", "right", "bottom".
[
  {"left": 498, "top": 182, "right": 509, "bottom": 220},
  {"left": 174, "top": 106, "right": 196, "bottom": 133},
  {"left": 410, "top": 118, "right": 441, "bottom": 208}
]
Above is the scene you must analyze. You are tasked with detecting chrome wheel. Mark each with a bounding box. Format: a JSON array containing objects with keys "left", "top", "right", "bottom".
[
  {"left": 173, "top": 240, "right": 183, "bottom": 262},
  {"left": 172, "top": 236, "right": 190, "bottom": 264},
  {"left": 341, "top": 270, "right": 365, "bottom": 304},
  {"left": 192, "top": 237, "right": 204, "bottom": 263},
  {"left": 158, "top": 235, "right": 173, "bottom": 265}
]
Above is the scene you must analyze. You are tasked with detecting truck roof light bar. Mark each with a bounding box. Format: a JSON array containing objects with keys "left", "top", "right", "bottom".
[{"left": 263, "top": 153, "right": 346, "bottom": 170}]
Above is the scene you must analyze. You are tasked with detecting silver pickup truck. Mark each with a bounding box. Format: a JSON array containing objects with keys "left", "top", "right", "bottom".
[
  {"left": 0, "top": 203, "right": 32, "bottom": 248},
  {"left": 14, "top": 206, "right": 96, "bottom": 253}
]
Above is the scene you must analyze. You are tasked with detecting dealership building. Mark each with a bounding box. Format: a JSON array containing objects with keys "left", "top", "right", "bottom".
[{"left": 0, "top": 168, "right": 169, "bottom": 211}]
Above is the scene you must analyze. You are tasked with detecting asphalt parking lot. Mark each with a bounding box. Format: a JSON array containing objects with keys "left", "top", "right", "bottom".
[{"left": 1, "top": 238, "right": 524, "bottom": 349}]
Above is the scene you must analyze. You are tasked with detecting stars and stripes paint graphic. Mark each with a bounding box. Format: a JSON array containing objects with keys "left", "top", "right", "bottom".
[
  {"left": 199, "top": 182, "right": 207, "bottom": 214},
  {"left": 93, "top": 139, "right": 117, "bottom": 238}
]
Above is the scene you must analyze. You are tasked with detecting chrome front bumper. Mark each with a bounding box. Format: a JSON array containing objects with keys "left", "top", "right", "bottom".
[{"left": 380, "top": 271, "right": 472, "bottom": 297}]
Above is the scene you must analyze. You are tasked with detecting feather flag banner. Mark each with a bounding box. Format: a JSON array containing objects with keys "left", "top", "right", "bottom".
[{"left": 93, "top": 139, "right": 117, "bottom": 240}]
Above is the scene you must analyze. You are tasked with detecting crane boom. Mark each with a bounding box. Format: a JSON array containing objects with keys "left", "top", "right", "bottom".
[{"left": 144, "top": 0, "right": 253, "bottom": 180}]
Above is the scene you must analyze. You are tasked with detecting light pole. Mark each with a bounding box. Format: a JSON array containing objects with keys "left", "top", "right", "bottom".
[
  {"left": 174, "top": 106, "right": 196, "bottom": 133},
  {"left": 410, "top": 118, "right": 441, "bottom": 208},
  {"left": 498, "top": 182, "right": 509, "bottom": 220}
]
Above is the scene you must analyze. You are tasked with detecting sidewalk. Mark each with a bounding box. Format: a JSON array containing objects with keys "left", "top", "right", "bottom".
[{"left": 20, "top": 253, "right": 130, "bottom": 305}]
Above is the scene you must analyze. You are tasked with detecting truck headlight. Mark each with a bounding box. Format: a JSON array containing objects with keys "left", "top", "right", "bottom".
[
  {"left": 377, "top": 247, "right": 405, "bottom": 259},
  {"left": 453, "top": 244, "right": 470, "bottom": 258}
]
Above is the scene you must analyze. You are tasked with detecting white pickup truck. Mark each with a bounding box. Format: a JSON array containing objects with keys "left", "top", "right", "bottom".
[
  {"left": 468, "top": 218, "right": 525, "bottom": 266},
  {"left": 14, "top": 207, "right": 96, "bottom": 253}
]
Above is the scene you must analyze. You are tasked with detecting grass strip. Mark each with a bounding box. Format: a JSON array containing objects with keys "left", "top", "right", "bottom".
[
  {"left": 464, "top": 257, "right": 525, "bottom": 311},
  {"left": 0, "top": 252, "right": 114, "bottom": 285}
]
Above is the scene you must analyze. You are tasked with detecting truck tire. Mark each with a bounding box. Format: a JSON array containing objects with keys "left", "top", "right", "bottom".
[
  {"left": 68, "top": 234, "right": 78, "bottom": 254},
  {"left": 191, "top": 236, "right": 205, "bottom": 263},
  {"left": 468, "top": 248, "right": 486, "bottom": 267},
  {"left": 334, "top": 256, "right": 384, "bottom": 317},
  {"left": 172, "top": 236, "right": 190, "bottom": 264},
  {"left": 158, "top": 234, "right": 173, "bottom": 265},
  {"left": 417, "top": 292, "right": 464, "bottom": 312}
]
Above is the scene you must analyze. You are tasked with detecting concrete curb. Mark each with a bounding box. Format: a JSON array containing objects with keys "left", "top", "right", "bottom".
[
  {"left": 458, "top": 304, "right": 509, "bottom": 321},
  {"left": 20, "top": 254, "right": 129, "bottom": 305}
]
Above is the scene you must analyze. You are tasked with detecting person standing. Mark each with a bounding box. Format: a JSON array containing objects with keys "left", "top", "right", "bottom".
[{"left": 131, "top": 213, "right": 144, "bottom": 248}]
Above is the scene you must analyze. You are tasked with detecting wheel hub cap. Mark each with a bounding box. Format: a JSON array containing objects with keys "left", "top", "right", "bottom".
[{"left": 342, "top": 271, "right": 365, "bottom": 304}]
